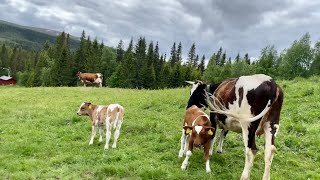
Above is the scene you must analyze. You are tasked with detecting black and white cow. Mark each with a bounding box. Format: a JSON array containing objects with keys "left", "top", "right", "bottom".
[{"left": 186, "top": 74, "right": 283, "bottom": 180}]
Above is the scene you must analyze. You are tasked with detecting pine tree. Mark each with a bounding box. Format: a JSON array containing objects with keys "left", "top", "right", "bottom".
[
  {"left": 198, "top": 55, "right": 205, "bottom": 75},
  {"left": 187, "top": 43, "right": 196, "bottom": 67},
  {"left": 244, "top": 53, "right": 250, "bottom": 64},
  {"left": 116, "top": 40, "right": 124, "bottom": 63},
  {"left": 235, "top": 53, "right": 240, "bottom": 63},
  {"left": 75, "top": 30, "right": 87, "bottom": 72},
  {"left": 169, "top": 42, "right": 177, "bottom": 67},
  {"left": 135, "top": 37, "right": 147, "bottom": 88},
  {"left": 176, "top": 42, "right": 182, "bottom": 64}
]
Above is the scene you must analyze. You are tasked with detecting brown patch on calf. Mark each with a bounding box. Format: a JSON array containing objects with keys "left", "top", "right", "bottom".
[{"left": 183, "top": 106, "right": 215, "bottom": 160}]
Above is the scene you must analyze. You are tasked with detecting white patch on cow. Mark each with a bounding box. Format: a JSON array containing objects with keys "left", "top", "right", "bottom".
[
  {"left": 190, "top": 82, "right": 199, "bottom": 95},
  {"left": 96, "top": 105, "right": 103, "bottom": 113},
  {"left": 236, "top": 74, "right": 271, "bottom": 91},
  {"left": 108, "top": 104, "right": 117, "bottom": 112},
  {"left": 205, "top": 160, "right": 211, "bottom": 173},
  {"left": 181, "top": 150, "right": 192, "bottom": 171},
  {"left": 77, "top": 102, "right": 85, "bottom": 114},
  {"left": 195, "top": 126, "right": 203, "bottom": 134},
  {"left": 241, "top": 147, "right": 255, "bottom": 180},
  {"left": 274, "top": 124, "right": 279, "bottom": 137}
]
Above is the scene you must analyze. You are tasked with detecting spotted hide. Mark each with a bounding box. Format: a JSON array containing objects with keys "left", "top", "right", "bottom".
[
  {"left": 76, "top": 102, "right": 124, "bottom": 150},
  {"left": 186, "top": 74, "right": 283, "bottom": 180}
]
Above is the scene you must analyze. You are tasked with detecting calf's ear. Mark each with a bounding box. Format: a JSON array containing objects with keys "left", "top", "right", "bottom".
[
  {"left": 204, "top": 127, "right": 215, "bottom": 135},
  {"left": 183, "top": 125, "right": 193, "bottom": 134}
]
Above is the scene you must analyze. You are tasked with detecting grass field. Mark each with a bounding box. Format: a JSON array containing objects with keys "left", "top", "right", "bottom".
[{"left": 0, "top": 77, "right": 319, "bottom": 179}]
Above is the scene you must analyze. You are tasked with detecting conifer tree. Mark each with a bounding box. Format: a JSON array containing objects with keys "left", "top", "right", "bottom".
[
  {"left": 169, "top": 42, "right": 177, "bottom": 67},
  {"left": 187, "top": 43, "right": 196, "bottom": 67},
  {"left": 176, "top": 42, "right": 182, "bottom": 64},
  {"left": 116, "top": 40, "right": 124, "bottom": 63},
  {"left": 198, "top": 55, "right": 205, "bottom": 75}
]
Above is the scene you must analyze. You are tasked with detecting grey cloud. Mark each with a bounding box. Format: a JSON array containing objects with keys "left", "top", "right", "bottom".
[{"left": 1, "top": 0, "right": 320, "bottom": 60}]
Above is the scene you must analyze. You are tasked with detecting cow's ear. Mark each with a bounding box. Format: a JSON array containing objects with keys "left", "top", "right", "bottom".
[
  {"left": 204, "top": 126, "right": 215, "bottom": 135},
  {"left": 183, "top": 125, "right": 193, "bottom": 134},
  {"left": 185, "top": 81, "right": 194, "bottom": 85}
]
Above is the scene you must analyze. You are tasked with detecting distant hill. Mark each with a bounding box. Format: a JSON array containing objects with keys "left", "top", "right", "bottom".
[{"left": 0, "top": 20, "right": 80, "bottom": 50}]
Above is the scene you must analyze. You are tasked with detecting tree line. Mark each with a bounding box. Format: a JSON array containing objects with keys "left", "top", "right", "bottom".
[{"left": 0, "top": 31, "right": 319, "bottom": 88}]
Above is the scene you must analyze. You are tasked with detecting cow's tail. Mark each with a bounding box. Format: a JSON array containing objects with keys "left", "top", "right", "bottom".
[
  {"left": 205, "top": 92, "right": 272, "bottom": 123},
  {"left": 113, "top": 105, "right": 124, "bottom": 129}
]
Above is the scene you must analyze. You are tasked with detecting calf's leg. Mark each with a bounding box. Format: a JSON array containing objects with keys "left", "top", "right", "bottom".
[
  {"left": 181, "top": 139, "right": 193, "bottom": 171},
  {"left": 89, "top": 124, "right": 97, "bottom": 145},
  {"left": 179, "top": 129, "right": 186, "bottom": 157},
  {"left": 112, "top": 121, "right": 122, "bottom": 149},
  {"left": 104, "top": 117, "right": 112, "bottom": 150},
  {"left": 204, "top": 142, "right": 211, "bottom": 173},
  {"left": 99, "top": 126, "right": 103, "bottom": 143}
]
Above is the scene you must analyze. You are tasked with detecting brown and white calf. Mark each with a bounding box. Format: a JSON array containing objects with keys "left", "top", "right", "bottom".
[
  {"left": 76, "top": 71, "right": 103, "bottom": 87},
  {"left": 76, "top": 102, "right": 124, "bottom": 150},
  {"left": 187, "top": 74, "right": 283, "bottom": 180},
  {"left": 179, "top": 105, "right": 215, "bottom": 173}
]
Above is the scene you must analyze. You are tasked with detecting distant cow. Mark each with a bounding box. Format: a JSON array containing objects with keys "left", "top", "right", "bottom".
[
  {"left": 186, "top": 74, "right": 283, "bottom": 180},
  {"left": 76, "top": 71, "right": 103, "bottom": 87},
  {"left": 76, "top": 102, "right": 124, "bottom": 150},
  {"left": 179, "top": 105, "right": 215, "bottom": 173}
]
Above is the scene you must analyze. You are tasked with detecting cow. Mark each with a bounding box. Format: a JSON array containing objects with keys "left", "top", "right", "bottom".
[
  {"left": 186, "top": 74, "right": 283, "bottom": 180},
  {"left": 76, "top": 71, "right": 103, "bottom": 87},
  {"left": 76, "top": 102, "right": 124, "bottom": 150},
  {"left": 179, "top": 105, "right": 215, "bottom": 173}
]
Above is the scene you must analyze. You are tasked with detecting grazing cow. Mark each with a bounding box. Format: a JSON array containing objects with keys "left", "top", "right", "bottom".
[
  {"left": 76, "top": 102, "right": 124, "bottom": 150},
  {"left": 76, "top": 71, "right": 103, "bottom": 87},
  {"left": 186, "top": 74, "right": 283, "bottom": 180},
  {"left": 179, "top": 105, "right": 215, "bottom": 173}
]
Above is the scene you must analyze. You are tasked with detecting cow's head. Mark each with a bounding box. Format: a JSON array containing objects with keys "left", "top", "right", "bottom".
[
  {"left": 77, "top": 102, "right": 92, "bottom": 116},
  {"left": 186, "top": 80, "right": 208, "bottom": 109},
  {"left": 183, "top": 125, "right": 215, "bottom": 148},
  {"left": 76, "top": 71, "right": 82, "bottom": 77}
]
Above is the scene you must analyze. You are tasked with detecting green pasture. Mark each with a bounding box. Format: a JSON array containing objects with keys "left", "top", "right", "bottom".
[{"left": 0, "top": 77, "right": 319, "bottom": 179}]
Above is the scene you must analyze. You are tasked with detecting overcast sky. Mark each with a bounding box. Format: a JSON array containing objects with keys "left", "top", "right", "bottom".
[{"left": 1, "top": 0, "right": 320, "bottom": 60}]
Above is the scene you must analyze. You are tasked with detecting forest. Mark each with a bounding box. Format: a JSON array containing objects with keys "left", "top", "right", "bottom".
[{"left": 0, "top": 31, "right": 319, "bottom": 88}]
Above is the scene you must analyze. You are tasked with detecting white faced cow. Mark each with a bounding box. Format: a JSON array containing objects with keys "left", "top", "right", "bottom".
[
  {"left": 186, "top": 74, "right": 283, "bottom": 180},
  {"left": 76, "top": 102, "right": 124, "bottom": 150},
  {"left": 76, "top": 71, "right": 103, "bottom": 87}
]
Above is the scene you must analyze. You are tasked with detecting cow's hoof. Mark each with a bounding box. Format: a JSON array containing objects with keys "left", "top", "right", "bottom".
[
  {"left": 206, "top": 169, "right": 211, "bottom": 173},
  {"left": 112, "top": 144, "right": 116, "bottom": 149}
]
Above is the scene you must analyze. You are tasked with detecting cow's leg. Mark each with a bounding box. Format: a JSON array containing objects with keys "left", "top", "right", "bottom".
[
  {"left": 104, "top": 117, "right": 111, "bottom": 150},
  {"left": 217, "top": 130, "right": 228, "bottom": 153},
  {"left": 240, "top": 121, "right": 258, "bottom": 180},
  {"left": 179, "top": 129, "right": 186, "bottom": 157},
  {"left": 98, "top": 126, "right": 103, "bottom": 143},
  {"left": 181, "top": 139, "right": 193, "bottom": 171},
  {"left": 89, "top": 124, "right": 97, "bottom": 145},
  {"left": 204, "top": 142, "right": 211, "bottom": 173},
  {"left": 209, "top": 112, "right": 217, "bottom": 155},
  {"left": 263, "top": 122, "right": 279, "bottom": 180},
  {"left": 112, "top": 121, "right": 122, "bottom": 149}
]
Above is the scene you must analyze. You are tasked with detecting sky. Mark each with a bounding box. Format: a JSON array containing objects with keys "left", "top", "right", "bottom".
[{"left": 1, "top": 0, "right": 320, "bottom": 60}]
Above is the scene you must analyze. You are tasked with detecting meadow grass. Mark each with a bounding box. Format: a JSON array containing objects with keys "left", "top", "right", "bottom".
[{"left": 0, "top": 77, "right": 319, "bottom": 179}]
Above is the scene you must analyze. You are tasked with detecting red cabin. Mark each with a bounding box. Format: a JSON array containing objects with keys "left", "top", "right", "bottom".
[{"left": 0, "top": 76, "right": 16, "bottom": 85}]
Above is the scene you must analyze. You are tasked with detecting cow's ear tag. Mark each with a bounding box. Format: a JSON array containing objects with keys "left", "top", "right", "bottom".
[
  {"left": 186, "top": 128, "right": 192, "bottom": 134},
  {"left": 207, "top": 129, "right": 213, "bottom": 135}
]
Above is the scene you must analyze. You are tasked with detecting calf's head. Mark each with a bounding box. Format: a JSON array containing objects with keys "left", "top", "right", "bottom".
[
  {"left": 183, "top": 125, "right": 215, "bottom": 147},
  {"left": 77, "top": 102, "right": 92, "bottom": 116}
]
